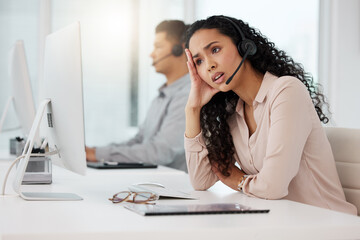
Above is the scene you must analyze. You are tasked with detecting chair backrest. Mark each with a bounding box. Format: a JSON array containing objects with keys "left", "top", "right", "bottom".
[{"left": 325, "top": 127, "right": 360, "bottom": 216}]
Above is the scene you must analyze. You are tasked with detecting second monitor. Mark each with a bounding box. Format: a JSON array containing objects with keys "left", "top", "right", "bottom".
[{"left": 12, "top": 21, "right": 87, "bottom": 201}]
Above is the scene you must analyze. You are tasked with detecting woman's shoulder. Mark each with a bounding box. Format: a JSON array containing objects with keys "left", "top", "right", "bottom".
[
  {"left": 264, "top": 74, "right": 312, "bottom": 108},
  {"left": 275, "top": 75, "right": 305, "bottom": 88},
  {"left": 269, "top": 75, "right": 309, "bottom": 97}
]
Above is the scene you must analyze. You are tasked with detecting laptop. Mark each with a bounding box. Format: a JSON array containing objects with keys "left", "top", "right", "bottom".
[{"left": 87, "top": 161, "right": 157, "bottom": 169}]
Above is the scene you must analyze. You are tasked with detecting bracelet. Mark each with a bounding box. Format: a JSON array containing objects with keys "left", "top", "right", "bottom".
[{"left": 237, "top": 175, "right": 249, "bottom": 191}]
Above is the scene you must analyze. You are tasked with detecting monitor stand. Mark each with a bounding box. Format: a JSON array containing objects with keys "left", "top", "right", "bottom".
[
  {"left": 20, "top": 192, "right": 82, "bottom": 201},
  {"left": 12, "top": 98, "right": 83, "bottom": 201}
]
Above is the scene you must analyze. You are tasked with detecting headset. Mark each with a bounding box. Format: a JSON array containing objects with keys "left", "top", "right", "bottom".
[
  {"left": 218, "top": 16, "right": 257, "bottom": 85},
  {"left": 171, "top": 44, "right": 183, "bottom": 57}
]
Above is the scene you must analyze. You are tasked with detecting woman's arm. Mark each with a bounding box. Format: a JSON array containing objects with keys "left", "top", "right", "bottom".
[
  {"left": 185, "top": 132, "right": 218, "bottom": 190},
  {"left": 184, "top": 49, "right": 220, "bottom": 190},
  {"left": 184, "top": 48, "right": 219, "bottom": 137}
]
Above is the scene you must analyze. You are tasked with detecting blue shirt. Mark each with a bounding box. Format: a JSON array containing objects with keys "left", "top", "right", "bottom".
[{"left": 96, "top": 74, "right": 190, "bottom": 172}]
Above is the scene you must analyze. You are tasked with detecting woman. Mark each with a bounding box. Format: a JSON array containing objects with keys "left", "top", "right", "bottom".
[{"left": 184, "top": 15, "right": 356, "bottom": 215}]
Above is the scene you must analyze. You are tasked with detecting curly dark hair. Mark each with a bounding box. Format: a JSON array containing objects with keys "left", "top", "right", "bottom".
[{"left": 185, "top": 15, "right": 330, "bottom": 176}]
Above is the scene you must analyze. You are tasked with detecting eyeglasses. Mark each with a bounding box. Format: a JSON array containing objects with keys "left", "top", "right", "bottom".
[{"left": 109, "top": 191, "right": 159, "bottom": 204}]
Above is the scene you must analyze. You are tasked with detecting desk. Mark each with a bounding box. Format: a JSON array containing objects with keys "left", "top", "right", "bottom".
[
  {"left": 1, "top": 158, "right": 360, "bottom": 240},
  {"left": 0, "top": 149, "right": 14, "bottom": 160}
]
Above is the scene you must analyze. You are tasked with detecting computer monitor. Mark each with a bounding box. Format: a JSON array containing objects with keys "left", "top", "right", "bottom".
[
  {"left": 12, "top": 22, "right": 87, "bottom": 201},
  {"left": 0, "top": 40, "right": 37, "bottom": 144}
]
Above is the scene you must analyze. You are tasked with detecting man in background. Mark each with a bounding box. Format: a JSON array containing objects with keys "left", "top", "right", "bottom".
[{"left": 86, "top": 20, "right": 190, "bottom": 172}]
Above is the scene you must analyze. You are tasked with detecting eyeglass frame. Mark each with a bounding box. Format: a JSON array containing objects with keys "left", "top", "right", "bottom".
[{"left": 109, "top": 191, "right": 159, "bottom": 204}]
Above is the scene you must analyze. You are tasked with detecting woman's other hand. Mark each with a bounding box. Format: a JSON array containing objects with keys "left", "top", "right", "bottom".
[{"left": 211, "top": 162, "right": 245, "bottom": 191}]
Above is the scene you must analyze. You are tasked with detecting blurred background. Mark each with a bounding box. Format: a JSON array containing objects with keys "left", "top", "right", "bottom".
[{"left": 0, "top": 0, "right": 359, "bottom": 149}]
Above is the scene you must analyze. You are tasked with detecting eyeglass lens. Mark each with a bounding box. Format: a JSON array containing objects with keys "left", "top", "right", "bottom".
[{"left": 109, "top": 191, "right": 157, "bottom": 204}]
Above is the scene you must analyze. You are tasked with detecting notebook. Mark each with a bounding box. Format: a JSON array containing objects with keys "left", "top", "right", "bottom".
[
  {"left": 128, "top": 183, "right": 197, "bottom": 199},
  {"left": 87, "top": 161, "right": 157, "bottom": 169},
  {"left": 124, "top": 203, "right": 270, "bottom": 216}
]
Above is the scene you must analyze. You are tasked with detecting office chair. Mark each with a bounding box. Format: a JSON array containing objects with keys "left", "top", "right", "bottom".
[{"left": 325, "top": 127, "right": 360, "bottom": 216}]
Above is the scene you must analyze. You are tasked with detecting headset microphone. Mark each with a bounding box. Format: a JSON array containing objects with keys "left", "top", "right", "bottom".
[
  {"left": 152, "top": 53, "right": 172, "bottom": 66},
  {"left": 152, "top": 44, "right": 183, "bottom": 66},
  {"left": 225, "top": 49, "right": 250, "bottom": 85}
]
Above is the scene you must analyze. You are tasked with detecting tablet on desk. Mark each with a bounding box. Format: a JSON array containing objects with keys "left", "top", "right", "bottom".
[
  {"left": 124, "top": 203, "right": 270, "bottom": 216},
  {"left": 87, "top": 161, "right": 157, "bottom": 169}
]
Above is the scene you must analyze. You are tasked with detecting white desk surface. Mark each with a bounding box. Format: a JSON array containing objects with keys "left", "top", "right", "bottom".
[
  {"left": 0, "top": 149, "right": 14, "bottom": 160},
  {"left": 1, "top": 156, "right": 360, "bottom": 240}
]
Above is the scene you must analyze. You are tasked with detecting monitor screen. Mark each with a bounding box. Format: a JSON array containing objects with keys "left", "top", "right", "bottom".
[
  {"left": 0, "top": 40, "right": 37, "bottom": 144},
  {"left": 40, "top": 21, "right": 86, "bottom": 176},
  {"left": 12, "top": 22, "right": 86, "bottom": 201},
  {"left": 10, "top": 40, "right": 36, "bottom": 137}
]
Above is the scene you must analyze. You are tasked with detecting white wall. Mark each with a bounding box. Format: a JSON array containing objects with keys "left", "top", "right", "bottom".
[
  {"left": 319, "top": 0, "right": 360, "bottom": 128},
  {"left": 1, "top": 0, "right": 359, "bottom": 151}
]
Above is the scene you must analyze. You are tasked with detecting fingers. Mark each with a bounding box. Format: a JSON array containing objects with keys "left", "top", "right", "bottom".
[
  {"left": 211, "top": 165, "right": 221, "bottom": 181},
  {"left": 211, "top": 165, "right": 219, "bottom": 174},
  {"left": 211, "top": 163, "right": 241, "bottom": 191},
  {"left": 185, "top": 48, "right": 193, "bottom": 69},
  {"left": 185, "top": 49, "right": 197, "bottom": 74},
  {"left": 186, "top": 62, "right": 197, "bottom": 81},
  {"left": 185, "top": 48, "right": 193, "bottom": 64},
  {"left": 185, "top": 49, "right": 198, "bottom": 81},
  {"left": 211, "top": 163, "right": 221, "bottom": 176}
]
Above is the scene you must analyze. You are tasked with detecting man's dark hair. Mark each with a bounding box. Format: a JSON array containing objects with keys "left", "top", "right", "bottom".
[{"left": 155, "top": 20, "right": 188, "bottom": 43}]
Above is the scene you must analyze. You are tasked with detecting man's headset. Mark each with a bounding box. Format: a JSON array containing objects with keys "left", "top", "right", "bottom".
[
  {"left": 171, "top": 44, "right": 184, "bottom": 57},
  {"left": 152, "top": 43, "right": 183, "bottom": 66},
  {"left": 218, "top": 17, "right": 257, "bottom": 85}
]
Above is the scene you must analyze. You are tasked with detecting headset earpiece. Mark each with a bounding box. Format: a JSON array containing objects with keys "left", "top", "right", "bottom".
[
  {"left": 171, "top": 44, "right": 183, "bottom": 57},
  {"left": 220, "top": 16, "right": 257, "bottom": 57},
  {"left": 240, "top": 39, "right": 257, "bottom": 56},
  {"left": 218, "top": 16, "right": 258, "bottom": 85}
]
